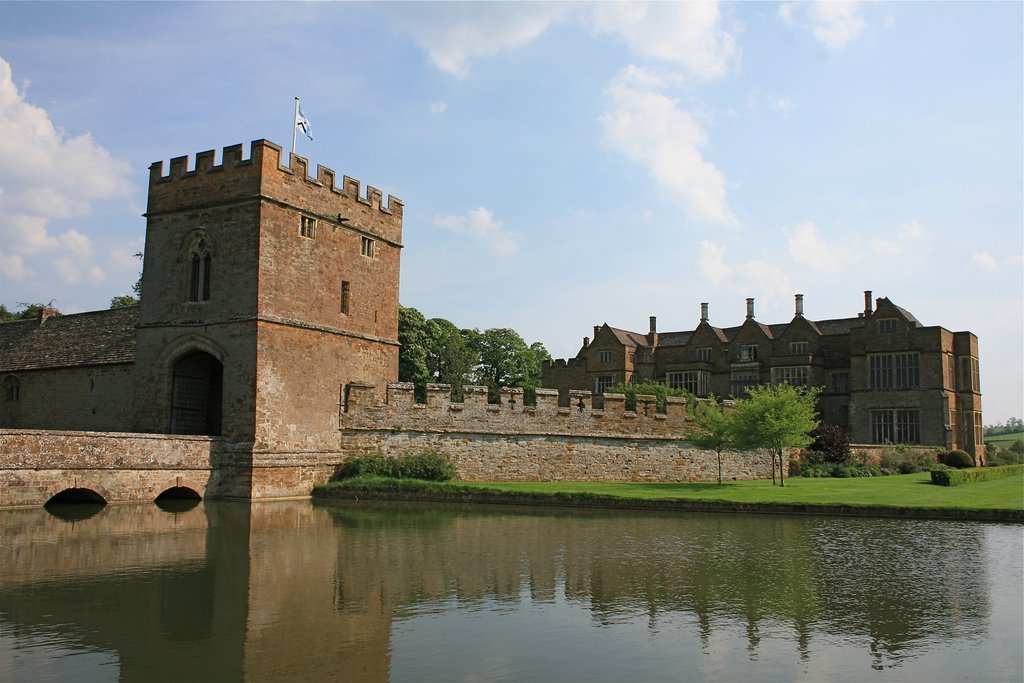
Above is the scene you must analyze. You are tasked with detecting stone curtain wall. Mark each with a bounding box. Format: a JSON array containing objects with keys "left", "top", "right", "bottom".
[
  {"left": 341, "top": 383, "right": 773, "bottom": 482},
  {"left": 0, "top": 429, "right": 219, "bottom": 507}
]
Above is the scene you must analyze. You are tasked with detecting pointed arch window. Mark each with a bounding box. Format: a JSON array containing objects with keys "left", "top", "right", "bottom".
[
  {"left": 188, "top": 238, "right": 212, "bottom": 302},
  {"left": 3, "top": 375, "right": 20, "bottom": 402}
]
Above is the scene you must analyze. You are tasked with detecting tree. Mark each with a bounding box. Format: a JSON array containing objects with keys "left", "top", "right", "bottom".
[
  {"left": 806, "top": 424, "right": 851, "bottom": 465},
  {"left": 398, "top": 306, "right": 430, "bottom": 399},
  {"left": 0, "top": 302, "right": 61, "bottom": 323},
  {"left": 467, "top": 327, "right": 548, "bottom": 403},
  {"left": 686, "top": 397, "right": 734, "bottom": 485},
  {"left": 424, "top": 317, "right": 477, "bottom": 398},
  {"left": 109, "top": 252, "right": 143, "bottom": 309},
  {"left": 731, "top": 384, "right": 820, "bottom": 486}
]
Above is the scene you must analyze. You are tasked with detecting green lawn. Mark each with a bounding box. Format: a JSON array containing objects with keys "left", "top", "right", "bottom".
[
  {"left": 317, "top": 470, "right": 1024, "bottom": 513},
  {"left": 458, "top": 471, "right": 1024, "bottom": 512}
]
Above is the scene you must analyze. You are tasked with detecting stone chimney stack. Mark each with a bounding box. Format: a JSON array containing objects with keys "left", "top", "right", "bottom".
[
  {"left": 37, "top": 307, "right": 59, "bottom": 326},
  {"left": 795, "top": 294, "right": 804, "bottom": 317},
  {"left": 700, "top": 302, "right": 709, "bottom": 323},
  {"left": 582, "top": 336, "right": 590, "bottom": 348},
  {"left": 746, "top": 298, "right": 755, "bottom": 321},
  {"left": 593, "top": 325, "right": 600, "bottom": 340},
  {"left": 649, "top": 316, "right": 657, "bottom": 334},
  {"left": 648, "top": 316, "right": 658, "bottom": 347},
  {"left": 864, "top": 290, "right": 873, "bottom": 317}
]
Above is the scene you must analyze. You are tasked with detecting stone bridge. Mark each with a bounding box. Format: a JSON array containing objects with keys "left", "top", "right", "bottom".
[{"left": 0, "top": 429, "right": 225, "bottom": 508}]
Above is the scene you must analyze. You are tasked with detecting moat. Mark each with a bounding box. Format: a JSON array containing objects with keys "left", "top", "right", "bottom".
[{"left": 1, "top": 500, "right": 1020, "bottom": 683}]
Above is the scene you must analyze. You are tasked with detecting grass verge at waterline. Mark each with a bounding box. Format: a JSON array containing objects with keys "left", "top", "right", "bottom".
[{"left": 313, "top": 471, "right": 1024, "bottom": 522}]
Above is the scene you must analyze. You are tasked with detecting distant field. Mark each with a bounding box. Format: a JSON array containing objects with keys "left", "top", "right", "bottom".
[{"left": 986, "top": 431, "right": 1024, "bottom": 448}]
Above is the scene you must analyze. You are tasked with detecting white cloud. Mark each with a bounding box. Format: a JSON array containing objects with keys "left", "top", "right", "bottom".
[
  {"left": 601, "top": 66, "right": 739, "bottom": 227},
  {"left": 869, "top": 219, "right": 925, "bottom": 256},
  {"left": 775, "top": 97, "right": 795, "bottom": 113},
  {"left": 971, "top": 252, "right": 998, "bottom": 270},
  {"left": 697, "top": 240, "right": 796, "bottom": 313},
  {"left": 699, "top": 240, "right": 732, "bottom": 284},
  {"left": 429, "top": 101, "right": 448, "bottom": 115},
  {"left": 785, "top": 221, "right": 834, "bottom": 270},
  {"left": 434, "top": 206, "right": 518, "bottom": 255},
  {"left": 779, "top": 1, "right": 866, "bottom": 50},
  {"left": 0, "top": 252, "right": 31, "bottom": 279},
  {"left": 395, "top": 4, "right": 571, "bottom": 78},
  {"left": 0, "top": 57, "right": 132, "bottom": 287},
  {"left": 589, "top": 2, "right": 738, "bottom": 80}
]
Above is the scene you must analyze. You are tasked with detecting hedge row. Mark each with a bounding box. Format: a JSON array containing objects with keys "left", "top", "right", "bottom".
[
  {"left": 334, "top": 452, "right": 456, "bottom": 482},
  {"left": 930, "top": 464, "right": 1023, "bottom": 487}
]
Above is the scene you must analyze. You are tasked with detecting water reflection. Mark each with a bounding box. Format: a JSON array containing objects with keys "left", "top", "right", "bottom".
[{"left": 0, "top": 500, "right": 1019, "bottom": 683}]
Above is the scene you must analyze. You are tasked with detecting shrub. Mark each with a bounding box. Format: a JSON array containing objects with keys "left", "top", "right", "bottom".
[
  {"left": 800, "top": 463, "right": 881, "bottom": 478},
  {"left": 987, "top": 447, "right": 1024, "bottom": 467},
  {"left": 932, "top": 464, "right": 1022, "bottom": 486},
  {"left": 335, "top": 452, "right": 456, "bottom": 482},
  {"left": 806, "top": 424, "right": 852, "bottom": 465},
  {"left": 394, "top": 452, "right": 456, "bottom": 482},
  {"left": 944, "top": 450, "right": 975, "bottom": 469},
  {"left": 878, "top": 446, "right": 939, "bottom": 475},
  {"left": 337, "top": 454, "right": 397, "bottom": 480}
]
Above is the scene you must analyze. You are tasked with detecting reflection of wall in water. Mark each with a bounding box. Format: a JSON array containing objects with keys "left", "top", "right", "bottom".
[
  {"left": 322, "top": 504, "right": 990, "bottom": 665},
  {"left": 0, "top": 503, "right": 249, "bottom": 681}
]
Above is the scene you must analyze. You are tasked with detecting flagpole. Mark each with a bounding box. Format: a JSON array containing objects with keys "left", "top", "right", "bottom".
[{"left": 292, "top": 97, "right": 300, "bottom": 157}]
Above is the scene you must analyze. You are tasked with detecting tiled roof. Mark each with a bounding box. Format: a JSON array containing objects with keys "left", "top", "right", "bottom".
[
  {"left": 814, "top": 316, "right": 866, "bottom": 336},
  {"left": 609, "top": 327, "right": 649, "bottom": 347},
  {"left": 657, "top": 331, "right": 693, "bottom": 346},
  {"left": 0, "top": 306, "right": 137, "bottom": 373}
]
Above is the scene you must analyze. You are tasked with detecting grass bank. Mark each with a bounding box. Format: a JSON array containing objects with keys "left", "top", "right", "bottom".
[
  {"left": 986, "top": 430, "right": 1024, "bottom": 448},
  {"left": 314, "top": 470, "right": 1024, "bottom": 522}
]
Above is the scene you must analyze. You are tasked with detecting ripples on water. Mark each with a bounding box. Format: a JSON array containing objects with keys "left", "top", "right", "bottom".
[{"left": 0, "top": 501, "right": 1020, "bottom": 683}]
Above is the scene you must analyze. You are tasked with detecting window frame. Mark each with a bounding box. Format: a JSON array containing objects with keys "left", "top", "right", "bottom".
[
  {"left": 360, "top": 236, "right": 375, "bottom": 258},
  {"left": 299, "top": 215, "right": 317, "bottom": 239}
]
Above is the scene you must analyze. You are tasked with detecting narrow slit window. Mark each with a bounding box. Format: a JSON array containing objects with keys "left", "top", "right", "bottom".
[
  {"left": 300, "top": 216, "right": 317, "bottom": 239},
  {"left": 188, "top": 238, "right": 212, "bottom": 302},
  {"left": 340, "top": 281, "right": 350, "bottom": 315}
]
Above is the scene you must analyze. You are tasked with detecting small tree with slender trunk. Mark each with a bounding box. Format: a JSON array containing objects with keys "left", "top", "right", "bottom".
[
  {"left": 686, "top": 397, "right": 734, "bottom": 485},
  {"left": 732, "top": 384, "right": 820, "bottom": 486}
]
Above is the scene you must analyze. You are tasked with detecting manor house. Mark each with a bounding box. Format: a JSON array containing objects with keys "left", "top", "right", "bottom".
[{"left": 543, "top": 294, "right": 984, "bottom": 460}]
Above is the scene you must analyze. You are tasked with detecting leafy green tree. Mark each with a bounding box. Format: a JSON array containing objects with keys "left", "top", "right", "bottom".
[
  {"left": 686, "top": 397, "right": 734, "bottom": 485},
  {"left": 0, "top": 302, "right": 61, "bottom": 323},
  {"left": 424, "top": 317, "right": 477, "bottom": 398},
  {"left": 606, "top": 381, "right": 692, "bottom": 413},
  {"left": 398, "top": 306, "right": 431, "bottom": 399},
  {"left": 110, "top": 252, "right": 143, "bottom": 308},
  {"left": 731, "top": 384, "right": 820, "bottom": 486},
  {"left": 466, "top": 327, "right": 549, "bottom": 403}
]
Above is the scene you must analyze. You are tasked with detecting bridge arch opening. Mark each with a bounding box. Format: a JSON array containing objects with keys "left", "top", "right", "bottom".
[
  {"left": 170, "top": 351, "right": 223, "bottom": 436},
  {"left": 46, "top": 488, "right": 107, "bottom": 505},
  {"left": 45, "top": 488, "right": 107, "bottom": 521},
  {"left": 155, "top": 487, "right": 202, "bottom": 513}
]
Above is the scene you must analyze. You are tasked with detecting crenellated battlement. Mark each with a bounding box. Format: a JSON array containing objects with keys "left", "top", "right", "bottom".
[
  {"left": 343, "top": 383, "right": 691, "bottom": 439},
  {"left": 147, "top": 140, "right": 403, "bottom": 235}
]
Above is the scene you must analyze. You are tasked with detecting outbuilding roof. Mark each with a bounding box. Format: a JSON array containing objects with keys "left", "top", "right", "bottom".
[{"left": 0, "top": 306, "right": 138, "bottom": 373}]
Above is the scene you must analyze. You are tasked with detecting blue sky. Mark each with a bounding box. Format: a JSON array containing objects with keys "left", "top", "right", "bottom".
[{"left": 0, "top": 1, "right": 1020, "bottom": 422}]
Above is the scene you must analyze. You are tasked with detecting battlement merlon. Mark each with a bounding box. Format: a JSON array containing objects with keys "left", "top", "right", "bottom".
[
  {"left": 146, "top": 140, "right": 403, "bottom": 242},
  {"left": 342, "top": 382, "right": 689, "bottom": 436}
]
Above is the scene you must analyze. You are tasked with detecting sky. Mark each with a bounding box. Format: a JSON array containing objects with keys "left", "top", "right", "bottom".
[{"left": 0, "top": 1, "right": 1020, "bottom": 422}]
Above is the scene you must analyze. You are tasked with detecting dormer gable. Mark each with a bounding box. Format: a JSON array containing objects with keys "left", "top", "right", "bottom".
[{"left": 869, "top": 297, "right": 922, "bottom": 334}]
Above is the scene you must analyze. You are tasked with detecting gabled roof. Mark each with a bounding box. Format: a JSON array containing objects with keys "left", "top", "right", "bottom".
[
  {"left": 814, "top": 316, "right": 866, "bottom": 336},
  {"left": 607, "top": 326, "right": 649, "bottom": 347},
  {"left": 0, "top": 306, "right": 138, "bottom": 373},
  {"left": 657, "top": 331, "right": 693, "bottom": 346}
]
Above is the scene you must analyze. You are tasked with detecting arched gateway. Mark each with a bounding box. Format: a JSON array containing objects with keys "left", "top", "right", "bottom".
[{"left": 170, "top": 351, "right": 223, "bottom": 436}]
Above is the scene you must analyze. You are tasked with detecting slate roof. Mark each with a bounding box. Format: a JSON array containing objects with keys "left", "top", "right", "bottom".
[
  {"left": 0, "top": 306, "right": 138, "bottom": 373},
  {"left": 590, "top": 314, "right": 868, "bottom": 351}
]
